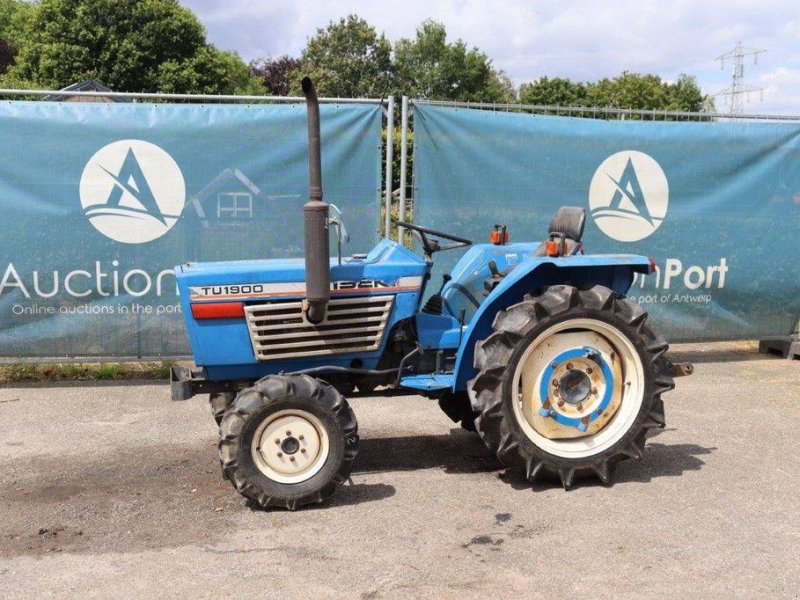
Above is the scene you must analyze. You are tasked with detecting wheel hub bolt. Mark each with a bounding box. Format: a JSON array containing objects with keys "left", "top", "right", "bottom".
[
  {"left": 299, "top": 435, "right": 304, "bottom": 441},
  {"left": 552, "top": 379, "right": 559, "bottom": 387},
  {"left": 557, "top": 399, "right": 565, "bottom": 407},
  {"left": 286, "top": 431, "right": 291, "bottom": 436},
  {"left": 274, "top": 438, "right": 281, "bottom": 444},
  {"left": 277, "top": 452, "right": 283, "bottom": 457},
  {"left": 289, "top": 456, "right": 296, "bottom": 462},
  {"left": 586, "top": 367, "right": 593, "bottom": 374},
  {"left": 592, "top": 387, "right": 598, "bottom": 395},
  {"left": 300, "top": 448, "right": 307, "bottom": 454},
  {"left": 566, "top": 363, "right": 574, "bottom": 370}
]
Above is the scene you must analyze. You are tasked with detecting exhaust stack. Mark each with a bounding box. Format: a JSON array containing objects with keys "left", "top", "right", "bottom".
[{"left": 301, "top": 77, "right": 330, "bottom": 324}]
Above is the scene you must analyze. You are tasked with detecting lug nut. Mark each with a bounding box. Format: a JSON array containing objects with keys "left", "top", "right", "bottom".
[
  {"left": 300, "top": 448, "right": 307, "bottom": 454},
  {"left": 289, "top": 456, "right": 296, "bottom": 462},
  {"left": 566, "top": 363, "right": 573, "bottom": 370},
  {"left": 552, "top": 379, "right": 559, "bottom": 387},
  {"left": 274, "top": 438, "right": 281, "bottom": 444},
  {"left": 277, "top": 452, "right": 283, "bottom": 457},
  {"left": 557, "top": 399, "right": 565, "bottom": 407},
  {"left": 577, "top": 402, "right": 584, "bottom": 411},
  {"left": 299, "top": 435, "right": 304, "bottom": 441},
  {"left": 286, "top": 431, "right": 291, "bottom": 436},
  {"left": 586, "top": 367, "right": 593, "bottom": 374},
  {"left": 592, "top": 387, "right": 598, "bottom": 395}
]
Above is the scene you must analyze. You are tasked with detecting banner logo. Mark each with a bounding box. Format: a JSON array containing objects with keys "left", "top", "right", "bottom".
[
  {"left": 588, "top": 150, "right": 669, "bottom": 242},
  {"left": 80, "top": 140, "right": 186, "bottom": 244}
]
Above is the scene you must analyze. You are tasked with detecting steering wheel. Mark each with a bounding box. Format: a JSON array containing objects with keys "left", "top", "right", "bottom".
[{"left": 397, "top": 221, "right": 472, "bottom": 258}]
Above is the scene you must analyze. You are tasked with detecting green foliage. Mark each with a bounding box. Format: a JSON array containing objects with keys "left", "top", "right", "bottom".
[
  {"left": 289, "top": 15, "right": 392, "bottom": 98},
  {"left": 519, "top": 76, "right": 588, "bottom": 106},
  {"left": 0, "top": 360, "right": 178, "bottom": 381},
  {"left": 157, "top": 45, "right": 264, "bottom": 95},
  {"left": 3, "top": 0, "right": 263, "bottom": 94},
  {"left": 0, "top": 0, "right": 35, "bottom": 75},
  {"left": 94, "top": 363, "right": 120, "bottom": 379},
  {"left": 519, "top": 71, "right": 711, "bottom": 115},
  {"left": 0, "top": 0, "right": 35, "bottom": 46},
  {"left": 393, "top": 19, "right": 512, "bottom": 102},
  {"left": 62, "top": 363, "right": 90, "bottom": 378}
]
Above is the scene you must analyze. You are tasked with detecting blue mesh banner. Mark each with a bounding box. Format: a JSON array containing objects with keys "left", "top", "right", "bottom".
[
  {"left": 0, "top": 100, "right": 383, "bottom": 358},
  {"left": 413, "top": 104, "right": 800, "bottom": 341}
]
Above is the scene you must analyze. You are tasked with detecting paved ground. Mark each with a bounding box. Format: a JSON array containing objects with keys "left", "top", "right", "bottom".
[{"left": 0, "top": 344, "right": 798, "bottom": 598}]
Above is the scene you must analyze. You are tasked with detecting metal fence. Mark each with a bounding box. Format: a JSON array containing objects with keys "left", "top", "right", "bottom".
[
  {"left": 0, "top": 88, "right": 391, "bottom": 361},
  {"left": 408, "top": 99, "right": 800, "bottom": 342},
  {"left": 1, "top": 87, "right": 798, "bottom": 359}
]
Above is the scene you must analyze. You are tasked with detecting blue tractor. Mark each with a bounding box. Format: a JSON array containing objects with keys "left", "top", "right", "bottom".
[{"left": 171, "top": 79, "right": 692, "bottom": 509}]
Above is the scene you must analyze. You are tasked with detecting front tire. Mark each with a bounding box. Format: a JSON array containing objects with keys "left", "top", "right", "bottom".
[
  {"left": 209, "top": 392, "right": 235, "bottom": 426},
  {"left": 218, "top": 374, "right": 358, "bottom": 510},
  {"left": 467, "top": 285, "right": 673, "bottom": 489}
]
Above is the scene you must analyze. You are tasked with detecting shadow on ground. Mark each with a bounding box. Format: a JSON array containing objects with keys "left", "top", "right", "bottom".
[
  {"left": 354, "top": 429, "right": 501, "bottom": 475},
  {"left": 0, "top": 426, "right": 714, "bottom": 557}
]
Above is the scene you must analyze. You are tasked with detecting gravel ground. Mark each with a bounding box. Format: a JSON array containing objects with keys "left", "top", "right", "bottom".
[{"left": 0, "top": 343, "right": 798, "bottom": 598}]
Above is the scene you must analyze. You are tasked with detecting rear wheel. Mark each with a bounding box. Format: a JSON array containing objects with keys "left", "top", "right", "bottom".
[
  {"left": 218, "top": 374, "right": 358, "bottom": 510},
  {"left": 467, "top": 285, "right": 673, "bottom": 489}
]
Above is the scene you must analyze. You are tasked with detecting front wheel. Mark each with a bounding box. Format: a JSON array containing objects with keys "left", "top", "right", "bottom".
[
  {"left": 467, "top": 285, "right": 674, "bottom": 489},
  {"left": 218, "top": 374, "right": 358, "bottom": 510}
]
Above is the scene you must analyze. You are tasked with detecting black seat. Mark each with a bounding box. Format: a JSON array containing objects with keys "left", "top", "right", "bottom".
[{"left": 532, "top": 206, "right": 586, "bottom": 257}]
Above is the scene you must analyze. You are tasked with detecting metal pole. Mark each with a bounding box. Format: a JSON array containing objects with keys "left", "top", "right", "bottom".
[
  {"left": 398, "top": 96, "right": 409, "bottom": 242},
  {"left": 0, "top": 88, "right": 383, "bottom": 104},
  {"left": 384, "top": 97, "right": 394, "bottom": 238}
]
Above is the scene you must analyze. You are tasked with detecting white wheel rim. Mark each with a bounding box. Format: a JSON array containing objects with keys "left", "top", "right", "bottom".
[
  {"left": 250, "top": 409, "right": 330, "bottom": 484},
  {"left": 510, "top": 318, "right": 645, "bottom": 459}
]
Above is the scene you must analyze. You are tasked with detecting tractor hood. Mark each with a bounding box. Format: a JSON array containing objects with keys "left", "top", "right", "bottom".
[
  {"left": 176, "top": 239, "right": 426, "bottom": 301},
  {"left": 174, "top": 239, "right": 427, "bottom": 377}
]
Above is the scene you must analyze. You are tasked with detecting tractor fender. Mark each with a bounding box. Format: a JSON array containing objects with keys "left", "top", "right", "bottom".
[{"left": 451, "top": 254, "right": 653, "bottom": 391}]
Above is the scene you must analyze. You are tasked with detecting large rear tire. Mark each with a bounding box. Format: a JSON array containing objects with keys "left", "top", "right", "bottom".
[
  {"left": 218, "top": 374, "right": 358, "bottom": 510},
  {"left": 467, "top": 285, "right": 673, "bottom": 489}
]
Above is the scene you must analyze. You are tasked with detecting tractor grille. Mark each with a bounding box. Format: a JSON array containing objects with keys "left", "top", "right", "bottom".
[{"left": 244, "top": 295, "right": 395, "bottom": 360}]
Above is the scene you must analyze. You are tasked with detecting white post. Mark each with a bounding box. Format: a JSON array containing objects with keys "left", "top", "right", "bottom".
[
  {"left": 398, "top": 96, "right": 409, "bottom": 242},
  {"left": 384, "top": 97, "right": 394, "bottom": 238}
]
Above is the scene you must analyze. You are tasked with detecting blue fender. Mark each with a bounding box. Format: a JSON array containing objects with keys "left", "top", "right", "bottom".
[{"left": 451, "top": 254, "right": 653, "bottom": 391}]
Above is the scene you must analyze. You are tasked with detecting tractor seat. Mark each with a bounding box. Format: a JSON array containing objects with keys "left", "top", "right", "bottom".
[
  {"left": 532, "top": 206, "right": 586, "bottom": 257},
  {"left": 484, "top": 206, "right": 587, "bottom": 294}
]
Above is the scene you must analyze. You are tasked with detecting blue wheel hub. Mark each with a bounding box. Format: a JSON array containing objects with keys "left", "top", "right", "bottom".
[{"left": 537, "top": 346, "right": 615, "bottom": 432}]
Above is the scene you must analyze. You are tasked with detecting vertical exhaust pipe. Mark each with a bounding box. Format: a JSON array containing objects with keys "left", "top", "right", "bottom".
[{"left": 301, "top": 77, "right": 330, "bottom": 324}]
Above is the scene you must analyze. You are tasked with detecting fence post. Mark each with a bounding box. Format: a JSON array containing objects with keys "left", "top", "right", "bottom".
[
  {"left": 384, "top": 96, "right": 394, "bottom": 238},
  {"left": 398, "top": 96, "right": 409, "bottom": 242}
]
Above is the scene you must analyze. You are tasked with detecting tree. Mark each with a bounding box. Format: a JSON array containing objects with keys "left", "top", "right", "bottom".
[
  {"left": 288, "top": 15, "right": 392, "bottom": 98},
  {"left": 4, "top": 0, "right": 263, "bottom": 94},
  {"left": 0, "top": 0, "right": 36, "bottom": 75},
  {"left": 519, "top": 76, "right": 588, "bottom": 106},
  {"left": 157, "top": 46, "right": 264, "bottom": 95},
  {"left": 250, "top": 55, "right": 301, "bottom": 96},
  {"left": 393, "top": 19, "right": 512, "bottom": 103},
  {"left": 519, "top": 71, "right": 711, "bottom": 115},
  {"left": 0, "top": 39, "right": 15, "bottom": 75},
  {"left": 0, "top": 0, "right": 35, "bottom": 46}
]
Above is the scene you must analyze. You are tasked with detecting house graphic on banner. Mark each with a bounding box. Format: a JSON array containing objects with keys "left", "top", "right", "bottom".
[
  {"left": 190, "top": 168, "right": 303, "bottom": 226},
  {"left": 190, "top": 168, "right": 261, "bottom": 224}
]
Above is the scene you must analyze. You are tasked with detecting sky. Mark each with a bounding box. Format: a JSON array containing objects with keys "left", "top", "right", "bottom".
[{"left": 181, "top": 0, "right": 800, "bottom": 114}]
